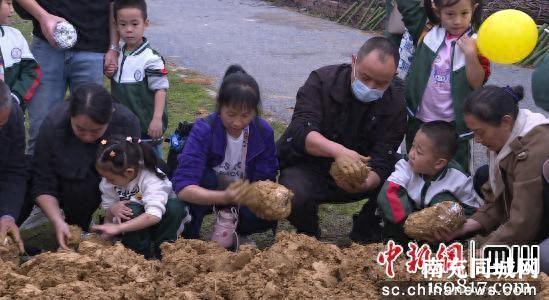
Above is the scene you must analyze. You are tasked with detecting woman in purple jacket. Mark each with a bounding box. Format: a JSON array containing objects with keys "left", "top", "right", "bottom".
[{"left": 172, "top": 65, "right": 278, "bottom": 248}]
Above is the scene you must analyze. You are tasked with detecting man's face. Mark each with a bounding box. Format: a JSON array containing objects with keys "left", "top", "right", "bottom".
[{"left": 352, "top": 49, "right": 396, "bottom": 90}]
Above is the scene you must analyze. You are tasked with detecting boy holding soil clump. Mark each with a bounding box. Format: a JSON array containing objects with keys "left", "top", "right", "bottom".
[{"left": 377, "top": 121, "right": 482, "bottom": 244}]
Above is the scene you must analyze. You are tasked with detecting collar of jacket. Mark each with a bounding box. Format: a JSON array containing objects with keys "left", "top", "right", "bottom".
[
  {"left": 122, "top": 37, "right": 150, "bottom": 56},
  {"left": 208, "top": 113, "right": 266, "bottom": 163},
  {"left": 330, "top": 64, "right": 358, "bottom": 104}
]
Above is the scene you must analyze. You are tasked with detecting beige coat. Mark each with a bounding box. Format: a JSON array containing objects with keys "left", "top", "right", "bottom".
[{"left": 472, "top": 122, "right": 549, "bottom": 245}]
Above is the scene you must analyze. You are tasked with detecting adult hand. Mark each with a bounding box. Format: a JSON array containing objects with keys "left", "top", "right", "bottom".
[
  {"left": 52, "top": 219, "right": 71, "bottom": 250},
  {"left": 426, "top": 218, "right": 482, "bottom": 243},
  {"left": 103, "top": 49, "right": 119, "bottom": 78},
  {"left": 333, "top": 149, "right": 370, "bottom": 183},
  {"left": 109, "top": 200, "right": 133, "bottom": 221},
  {"left": 38, "top": 13, "right": 66, "bottom": 48},
  {"left": 457, "top": 35, "right": 478, "bottom": 58},
  {"left": 92, "top": 223, "right": 122, "bottom": 237},
  {"left": 0, "top": 216, "right": 25, "bottom": 253},
  {"left": 224, "top": 180, "right": 252, "bottom": 204},
  {"left": 148, "top": 118, "right": 163, "bottom": 140}
]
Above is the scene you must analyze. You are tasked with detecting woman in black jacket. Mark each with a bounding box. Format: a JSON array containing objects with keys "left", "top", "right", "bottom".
[
  {"left": 0, "top": 81, "right": 26, "bottom": 253},
  {"left": 28, "top": 83, "right": 140, "bottom": 250}
]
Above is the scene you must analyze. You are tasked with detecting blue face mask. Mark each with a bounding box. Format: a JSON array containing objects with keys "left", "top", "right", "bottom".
[{"left": 351, "top": 64, "right": 386, "bottom": 103}]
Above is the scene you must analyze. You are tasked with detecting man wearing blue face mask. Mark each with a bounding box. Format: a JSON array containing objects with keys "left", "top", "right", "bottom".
[{"left": 277, "top": 37, "right": 407, "bottom": 243}]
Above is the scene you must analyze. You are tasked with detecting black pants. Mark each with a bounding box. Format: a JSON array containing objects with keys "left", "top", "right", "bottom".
[{"left": 279, "top": 164, "right": 381, "bottom": 237}]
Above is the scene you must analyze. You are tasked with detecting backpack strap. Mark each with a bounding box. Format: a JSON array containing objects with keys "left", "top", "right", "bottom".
[{"left": 417, "top": 21, "right": 434, "bottom": 46}]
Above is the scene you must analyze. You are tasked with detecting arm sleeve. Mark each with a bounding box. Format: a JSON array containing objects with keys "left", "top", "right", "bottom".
[
  {"left": 377, "top": 159, "right": 413, "bottom": 224},
  {"left": 30, "top": 118, "right": 59, "bottom": 200},
  {"left": 483, "top": 162, "right": 544, "bottom": 245},
  {"left": 99, "top": 179, "right": 119, "bottom": 211},
  {"left": 171, "top": 119, "right": 212, "bottom": 194},
  {"left": 282, "top": 70, "right": 324, "bottom": 154},
  {"left": 395, "top": 0, "right": 428, "bottom": 44},
  {"left": 10, "top": 32, "right": 41, "bottom": 105},
  {"left": 140, "top": 175, "right": 170, "bottom": 219},
  {"left": 144, "top": 54, "right": 169, "bottom": 91},
  {"left": 0, "top": 105, "right": 27, "bottom": 219},
  {"left": 249, "top": 121, "right": 278, "bottom": 182},
  {"left": 470, "top": 182, "right": 506, "bottom": 234}
]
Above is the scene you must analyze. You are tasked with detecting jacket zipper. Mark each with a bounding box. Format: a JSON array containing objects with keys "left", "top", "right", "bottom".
[{"left": 118, "top": 51, "right": 128, "bottom": 82}]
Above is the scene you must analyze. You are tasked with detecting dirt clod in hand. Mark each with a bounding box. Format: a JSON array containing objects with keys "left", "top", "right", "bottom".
[{"left": 404, "top": 201, "right": 466, "bottom": 241}]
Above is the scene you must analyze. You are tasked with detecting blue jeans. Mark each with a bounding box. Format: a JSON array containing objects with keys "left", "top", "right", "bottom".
[
  {"left": 26, "top": 37, "right": 104, "bottom": 154},
  {"left": 182, "top": 170, "right": 277, "bottom": 239}
]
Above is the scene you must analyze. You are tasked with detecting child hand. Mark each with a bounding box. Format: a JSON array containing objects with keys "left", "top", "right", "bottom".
[
  {"left": 457, "top": 36, "right": 478, "bottom": 58},
  {"left": 148, "top": 118, "right": 163, "bottom": 139},
  {"left": 109, "top": 200, "right": 133, "bottom": 221},
  {"left": 92, "top": 223, "right": 122, "bottom": 236},
  {"left": 224, "top": 180, "right": 252, "bottom": 204}
]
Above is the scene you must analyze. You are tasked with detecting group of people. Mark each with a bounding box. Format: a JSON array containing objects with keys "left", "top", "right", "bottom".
[{"left": 0, "top": 0, "right": 547, "bottom": 271}]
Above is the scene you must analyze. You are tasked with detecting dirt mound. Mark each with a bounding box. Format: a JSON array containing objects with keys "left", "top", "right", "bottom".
[{"left": 0, "top": 232, "right": 547, "bottom": 299}]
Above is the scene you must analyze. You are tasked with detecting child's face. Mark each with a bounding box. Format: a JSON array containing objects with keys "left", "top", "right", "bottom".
[
  {"left": 97, "top": 166, "right": 135, "bottom": 187},
  {"left": 0, "top": 0, "right": 14, "bottom": 25},
  {"left": 219, "top": 105, "right": 256, "bottom": 138},
  {"left": 435, "top": 0, "right": 477, "bottom": 36},
  {"left": 408, "top": 130, "right": 447, "bottom": 177},
  {"left": 116, "top": 7, "right": 148, "bottom": 49}
]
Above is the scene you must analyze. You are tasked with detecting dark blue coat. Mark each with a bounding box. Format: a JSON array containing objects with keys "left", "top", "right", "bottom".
[{"left": 172, "top": 113, "right": 278, "bottom": 194}]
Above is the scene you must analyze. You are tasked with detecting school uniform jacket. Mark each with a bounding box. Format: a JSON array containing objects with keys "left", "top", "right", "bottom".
[
  {"left": 0, "top": 25, "right": 41, "bottom": 106},
  {"left": 377, "top": 158, "right": 482, "bottom": 224},
  {"left": 111, "top": 38, "right": 169, "bottom": 137},
  {"left": 395, "top": 0, "right": 490, "bottom": 138}
]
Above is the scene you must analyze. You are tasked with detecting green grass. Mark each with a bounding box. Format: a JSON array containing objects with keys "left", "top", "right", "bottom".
[{"left": 14, "top": 15, "right": 369, "bottom": 251}]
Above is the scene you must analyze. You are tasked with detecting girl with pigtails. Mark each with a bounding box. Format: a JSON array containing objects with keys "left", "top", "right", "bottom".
[{"left": 92, "top": 136, "right": 190, "bottom": 258}]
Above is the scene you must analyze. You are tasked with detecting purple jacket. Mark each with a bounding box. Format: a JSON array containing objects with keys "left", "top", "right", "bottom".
[{"left": 172, "top": 113, "right": 278, "bottom": 194}]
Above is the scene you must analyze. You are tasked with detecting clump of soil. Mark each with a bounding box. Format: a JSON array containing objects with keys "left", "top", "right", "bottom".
[
  {"left": 0, "top": 231, "right": 547, "bottom": 299},
  {"left": 0, "top": 236, "right": 20, "bottom": 265},
  {"left": 66, "top": 225, "right": 82, "bottom": 250}
]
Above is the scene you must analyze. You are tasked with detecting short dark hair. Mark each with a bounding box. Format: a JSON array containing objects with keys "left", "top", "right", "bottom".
[
  {"left": 463, "top": 85, "right": 524, "bottom": 126},
  {"left": 0, "top": 80, "right": 11, "bottom": 110},
  {"left": 424, "top": 0, "right": 483, "bottom": 32},
  {"left": 419, "top": 121, "right": 458, "bottom": 160},
  {"left": 69, "top": 83, "right": 114, "bottom": 125},
  {"left": 216, "top": 64, "right": 262, "bottom": 114},
  {"left": 114, "top": 0, "right": 148, "bottom": 21},
  {"left": 357, "top": 36, "right": 399, "bottom": 67}
]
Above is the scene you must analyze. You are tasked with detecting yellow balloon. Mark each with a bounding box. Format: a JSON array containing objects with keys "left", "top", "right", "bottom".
[{"left": 477, "top": 9, "right": 538, "bottom": 64}]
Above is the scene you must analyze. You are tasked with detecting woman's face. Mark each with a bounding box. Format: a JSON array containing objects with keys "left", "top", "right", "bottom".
[
  {"left": 71, "top": 114, "right": 109, "bottom": 144},
  {"left": 464, "top": 113, "right": 514, "bottom": 152},
  {"left": 219, "top": 105, "right": 256, "bottom": 138}
]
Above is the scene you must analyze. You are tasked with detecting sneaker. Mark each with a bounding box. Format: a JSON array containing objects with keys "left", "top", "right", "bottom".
[{"left": 211, "top": 207, "right": 238, "bottom": 248}]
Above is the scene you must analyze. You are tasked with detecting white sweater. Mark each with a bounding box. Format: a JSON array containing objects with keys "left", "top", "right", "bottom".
[{"left": 100, "top": 169, "right": 176, "bottom": 219}]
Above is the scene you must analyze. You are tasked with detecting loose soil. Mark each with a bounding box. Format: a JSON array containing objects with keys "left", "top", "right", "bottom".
[{"left": 1, "top": 231, "right": 548, "bottom": 299}]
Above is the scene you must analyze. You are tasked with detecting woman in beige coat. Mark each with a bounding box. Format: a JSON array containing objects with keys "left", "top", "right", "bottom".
[{"left": 433, "top": 85, "right": 549, "bottom": 245}]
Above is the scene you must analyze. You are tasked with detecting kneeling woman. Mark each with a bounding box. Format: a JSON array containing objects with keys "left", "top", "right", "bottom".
[
  {"left": 435, "top": 85, "right": 549, "bottom": 245},
  {"left": 172, "top": 65, "right": 278, "bottom": 248}
]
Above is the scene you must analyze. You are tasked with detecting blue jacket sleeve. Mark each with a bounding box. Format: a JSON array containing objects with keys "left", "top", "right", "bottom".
[
  {"left": 249, "top": 119, "right": 278, "bottom": 182},
  {"left": 171, "top": 119, "right": 212, "bottom": 194}
]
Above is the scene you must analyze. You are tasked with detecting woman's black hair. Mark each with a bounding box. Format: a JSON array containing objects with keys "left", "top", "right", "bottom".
[
  {"left": 463, "top": 85, "right": 524, "bottom": 126},
  {"left": 424, "top": 0, "right": 483, "bottom": 31},
  {"left": 69, "top": 83, "right": 114, "bottom": 125},
  {"left": 216, "top": 64, "right": 261, "bottom": 114},
  {"left": 96, "top": 136, "right": 166, "bottom": 180}
]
